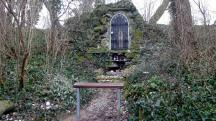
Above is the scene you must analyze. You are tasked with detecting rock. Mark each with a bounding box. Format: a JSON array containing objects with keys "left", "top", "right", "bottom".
[{"left": 0, "top": 100, "right": 15, "bottom": 116}]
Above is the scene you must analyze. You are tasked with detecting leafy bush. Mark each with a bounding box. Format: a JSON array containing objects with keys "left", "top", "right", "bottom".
[
  {"left": 50, "top": 74, "right": 76, "bottom": 108},
  {"left": 125, "top": 70, "right": 216, "bottom": 121},
  {"left": 49, "top": 74, "right": 93, "bottom": 108}
]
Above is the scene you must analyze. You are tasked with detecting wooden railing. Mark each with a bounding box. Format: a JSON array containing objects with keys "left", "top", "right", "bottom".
[{"left": 73, "top": 82, "right": 124, "bottom": 121}]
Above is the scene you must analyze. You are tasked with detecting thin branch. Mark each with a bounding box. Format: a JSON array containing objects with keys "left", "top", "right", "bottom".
[
  {"left": 192, "top": 0, "right": 208, "bottom": 25},
  {"left": 58, "top": 0, "right": 73, "bottom": 19},
  {"left": 0, "top": 0, "right": 19, "bottom": 24}
]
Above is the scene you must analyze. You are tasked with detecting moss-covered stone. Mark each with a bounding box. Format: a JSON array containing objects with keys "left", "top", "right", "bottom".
[
  {"left": 66, "top": 0, "right": 146, "bottom": 67},
  {"left": 0, "top": 100, "right": 14, "bottom": 116},
  {"left": 93, "top": 26, "right": 107, "bottom": 34}
]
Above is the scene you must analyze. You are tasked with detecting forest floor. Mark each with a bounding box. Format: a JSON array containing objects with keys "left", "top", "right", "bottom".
[{"left": 61, "top": 72, "right": 128, "bottom": 121}]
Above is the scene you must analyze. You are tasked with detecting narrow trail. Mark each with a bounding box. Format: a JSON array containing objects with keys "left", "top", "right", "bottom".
[{"left": 62, "top": 73, "right": 128, "bottom": 121}]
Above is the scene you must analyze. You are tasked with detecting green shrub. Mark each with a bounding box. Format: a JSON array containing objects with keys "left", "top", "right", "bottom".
[{"left": 125, "top": 73, "right": 216, "bottom": 121}]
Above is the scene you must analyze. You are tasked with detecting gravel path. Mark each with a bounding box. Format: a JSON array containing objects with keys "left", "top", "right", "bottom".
[{"left": 62, "top": 89, "right": 128, "bottom": 121}]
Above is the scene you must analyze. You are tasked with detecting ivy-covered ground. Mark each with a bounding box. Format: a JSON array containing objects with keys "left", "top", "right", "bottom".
[{"left": 0, "top": 52, "right": 96, "bottom": 120}]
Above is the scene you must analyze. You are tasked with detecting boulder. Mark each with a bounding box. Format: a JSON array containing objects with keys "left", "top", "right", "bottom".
[{"left": 0, "top": 100, "right": 15, "bottom": 116}]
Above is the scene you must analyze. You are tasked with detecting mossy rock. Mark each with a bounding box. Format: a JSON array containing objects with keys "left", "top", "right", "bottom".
[
  {"left": 100, "top": 17, "right": 108, "bottom": 25},
  {"left": 93, "top": 25, "right": 107, "bottom": 34},
  {"left": 0, "top": 100, "right": 15, "bottom": 116},
  {"left": 125, "top": 51, "right": 140, "bottom": 62}
]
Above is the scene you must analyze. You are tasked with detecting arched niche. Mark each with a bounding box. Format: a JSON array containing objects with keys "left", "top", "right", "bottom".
[{"left": 110, "top": 13, "right": 129, "bottom": 50}]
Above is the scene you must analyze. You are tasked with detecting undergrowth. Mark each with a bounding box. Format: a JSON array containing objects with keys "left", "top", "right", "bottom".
[
  {"left": 124, "top": 66, "right": 216, "bottom": 121},
  {"left": 0, "top": 53, "right": 96, "bottom": 120}
]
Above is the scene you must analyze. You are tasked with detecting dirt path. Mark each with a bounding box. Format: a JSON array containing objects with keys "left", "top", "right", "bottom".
[{"left": 62, "top": 89, "right": 128, "bottom": 121}]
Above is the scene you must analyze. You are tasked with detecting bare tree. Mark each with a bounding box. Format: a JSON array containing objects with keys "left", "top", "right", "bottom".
[
  {"left": 0, "top": 0, "right": 42, "bottom": 89},
  {"left": 142, "top": 0, "right": 156, "bottom": 22},
  {"left": 192, "top": 0, "right": 210, "bottom": 26},
  {"left": 42, "top": 0, "right": 76, "bottom": 76},
  {"left": 0, "top": 1, "right": 5, "bottom": 86},
  {"left": 170, "top": 0, "right": 198, "bottom": 70},
  {"left": 191, "top": 0, "right": 216, "bottom": 74},
  {"left": 43, "top": 0, "right": 62, "bottom": 53}
]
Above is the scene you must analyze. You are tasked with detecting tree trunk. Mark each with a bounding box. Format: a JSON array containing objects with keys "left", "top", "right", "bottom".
[
  {"left": 149, "top": 0, "right": 170, "bottom": 24},
  {"left": 43, "top": 1, "right": 61, "bottom": 55},
  {"left": 0, "top": 2, "right": 4, "bottom": 86},
  {"left": 18, "top": 0, "right": 28, "bottom": 90},
  {"left": 170, "top": 0, "right": 198, "bottom": 70},
  {"left": 0, "top": 0, "right": 41, "bottom": 90}
]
